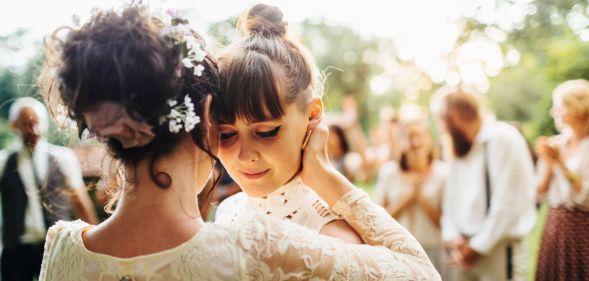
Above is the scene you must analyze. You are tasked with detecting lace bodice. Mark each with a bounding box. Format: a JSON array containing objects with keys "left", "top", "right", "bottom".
[
  {"left": 40, "top": 189, "right": 440, "bottom": 280},
  {"left": 215, "top": 176, "right": 338, "bottom": 231}
]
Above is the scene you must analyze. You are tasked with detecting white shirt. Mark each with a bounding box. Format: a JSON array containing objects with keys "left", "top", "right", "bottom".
[
  {"left": 537, "top": 133, "right": 589, "bottom": 210},
  {"left": 374, "top": 160, "right": 447, "bottom": 248},
  {"left": 441, "top": 118, "right": 537, "bottom": 255},
  {"left": 215, "top": 176, "right": 338, "bottom": 232},
  {"left": 0, "top": 140, "right": 85, "bottom": 244}
]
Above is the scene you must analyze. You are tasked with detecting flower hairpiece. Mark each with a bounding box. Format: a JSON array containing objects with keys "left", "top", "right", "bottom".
[
  {"left": 160, "top": 12, "right": 207, "bottom": 77},
  {"left": 159, "top": 95, "right": 200, "bottom": 133},
  {"left": 156, "top": 11, "right": 205, "bottom": 134}
]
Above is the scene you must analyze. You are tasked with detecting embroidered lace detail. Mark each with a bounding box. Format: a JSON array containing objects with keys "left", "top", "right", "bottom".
[
  {"left": 215, "top": 176, "right": 338, "bottom": 231},
  {"left": 40, "top": 189, "right": 440, "bottom": 280}
]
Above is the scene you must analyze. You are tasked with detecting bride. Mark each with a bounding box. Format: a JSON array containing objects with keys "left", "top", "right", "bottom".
[{"left": 38, "top": 5, "right": 439, "bottom": 280}]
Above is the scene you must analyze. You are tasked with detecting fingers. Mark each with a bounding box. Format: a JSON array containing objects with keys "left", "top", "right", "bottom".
[{"left": 305, "top": 116, "right": 329, "bottom": 152}]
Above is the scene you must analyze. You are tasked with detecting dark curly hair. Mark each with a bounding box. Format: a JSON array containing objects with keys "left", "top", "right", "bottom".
[{"left": 39, "top": 6, "right": 220, "bottom": 214}]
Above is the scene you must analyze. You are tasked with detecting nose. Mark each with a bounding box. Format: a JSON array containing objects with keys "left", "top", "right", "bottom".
[{"left": 237, "top": 136, "right": 259, "bottom": 163}]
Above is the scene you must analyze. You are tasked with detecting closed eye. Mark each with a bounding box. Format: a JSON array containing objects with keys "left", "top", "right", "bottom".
[
  {"left": 220, "top": 132, "right": 237, "bottom": 141},
  {"left": 256, "top": 126, "right": 281, "bottom": 138}
]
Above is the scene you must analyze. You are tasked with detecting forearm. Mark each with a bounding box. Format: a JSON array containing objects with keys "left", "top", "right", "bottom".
[
  {"left": 70, "top": 188, "right": 98, "bottom": 224},
  {"left": 537, "top": 167, "right": 553, "bottom": 197},
  {"left": 311, "top": 167, "right": 356, "bottom": 207},
  {"left": 558, "top": 161, "right": 582, "bottom": 193},
  {"left": 332, "top": 189, "right": 428, "bottom": 256},
  {"left": 389, "top": 196, "right": 413, "bottom": 218},
  {"left": 418, "top": 198, "right": 441, "bottom": 228}
]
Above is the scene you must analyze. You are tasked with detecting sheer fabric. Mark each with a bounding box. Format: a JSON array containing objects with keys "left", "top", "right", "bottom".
[
  {"left": 215, "top": 176, "right": 338, "bottom": 231},
  {"left": 40, "top": 189, "right": 440, "bottom": 280}
]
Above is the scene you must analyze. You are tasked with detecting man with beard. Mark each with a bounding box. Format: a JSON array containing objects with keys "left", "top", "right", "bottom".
[
  {"left": 0, "top": 97, "right": 97, "bottom": 281},
  {"left": 432, "top": 88, "right": 536, "bottom": 281}
]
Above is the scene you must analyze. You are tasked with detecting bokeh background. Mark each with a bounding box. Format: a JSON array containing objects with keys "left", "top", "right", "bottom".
[{"left": 1, "top": 1, "right": 588, "bottom": 279}]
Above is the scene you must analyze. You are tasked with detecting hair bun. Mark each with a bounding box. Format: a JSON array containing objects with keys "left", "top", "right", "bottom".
[{"left": 242, "top": 3, "right": 287, "bottom": 37}]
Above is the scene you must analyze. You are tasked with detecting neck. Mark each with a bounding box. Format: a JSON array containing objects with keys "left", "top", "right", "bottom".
[
  {"left": 570, "top": 125, "right": 589, "bottom": 143},
  {"left": 110, "top": 138, "right": 207, "bottom": 230}
]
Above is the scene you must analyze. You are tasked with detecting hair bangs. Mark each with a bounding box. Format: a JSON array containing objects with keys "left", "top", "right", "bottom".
[{"left": 220, "top": 50, "right": 285, "bottom": 124}]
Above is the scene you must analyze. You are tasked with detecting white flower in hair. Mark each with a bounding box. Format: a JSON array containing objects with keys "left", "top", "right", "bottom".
[
  {"left": 161, "top": 21, "right": 207, "bottom": 77},
  {"left": 193, "top": 64, "right": 205, "bottom": 76},
  {"left": 160, "top": 95, "right": 200, "bottom": 133}
]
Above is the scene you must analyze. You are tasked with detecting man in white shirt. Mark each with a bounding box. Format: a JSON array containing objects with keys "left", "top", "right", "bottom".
[
  {"left": 432, "top": 88, "right": 536, "bottom": 281},
  {"left": 0, "top": 97, "right": 97, "bottom": 281}
]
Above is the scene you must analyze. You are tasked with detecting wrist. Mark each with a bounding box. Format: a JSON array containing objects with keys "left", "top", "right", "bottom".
[{"left": 315, "top": 169, "right": 356, "bottom": 206}]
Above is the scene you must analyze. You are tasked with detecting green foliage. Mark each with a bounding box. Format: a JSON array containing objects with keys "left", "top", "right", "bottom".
[{"left": 0, "top": 32, "right": 74, "bottom": 148}]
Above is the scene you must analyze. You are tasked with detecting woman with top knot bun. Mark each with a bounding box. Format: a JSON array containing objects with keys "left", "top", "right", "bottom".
[
  {"left": 213, "top": 3, "right": 364, "bottom": 244},
  {"left": 38, "top": 4, "right": 440, "bottom": 280}
]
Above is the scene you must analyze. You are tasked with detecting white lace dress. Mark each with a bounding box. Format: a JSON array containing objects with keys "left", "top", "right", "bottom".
[
  {"left": 39, "top": 189, "right": 440, "bottom": 280},
  {"left": 215, "top": 176, "right": 338, "bottom": 231}
]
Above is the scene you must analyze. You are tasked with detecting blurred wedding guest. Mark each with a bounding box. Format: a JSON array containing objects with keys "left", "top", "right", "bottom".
[
  {"left": 0, "top": 97, "right": 97, "bottom": 281},
  {"left": 374, "top": 118, "right": 448, "bottom": 278},
  {"left": 535, "top": 79, "right": 589, "bottom": 281},
  {"left": 432, "top": 87, "right": 537, "bottom": 281},
  {"left": 327, "top": 124, "right": 353, "bottom": 179}
]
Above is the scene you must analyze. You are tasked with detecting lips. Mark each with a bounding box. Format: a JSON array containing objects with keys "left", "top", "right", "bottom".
[{"left": 240, "top": 169, "right": 270, "bottom": 180}]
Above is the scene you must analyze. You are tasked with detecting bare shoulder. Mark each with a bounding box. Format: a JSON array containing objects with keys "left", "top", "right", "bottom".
[{"left": 320, "top": 219, "right": 363, "bottom": 244}]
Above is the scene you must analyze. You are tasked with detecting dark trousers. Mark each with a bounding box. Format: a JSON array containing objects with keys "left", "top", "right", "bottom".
[{"left": 1, "top": 242, "right": 44, "bottom": 281}]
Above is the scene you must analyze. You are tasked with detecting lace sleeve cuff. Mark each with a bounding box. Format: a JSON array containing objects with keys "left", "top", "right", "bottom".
[{"left": 330, "top": 188, "right": 366, "bottom": 217}]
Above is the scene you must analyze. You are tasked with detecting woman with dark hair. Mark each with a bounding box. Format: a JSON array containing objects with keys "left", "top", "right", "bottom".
[
  {"left": 37, "top": 5, "right": 439, "bottom": 280},
  {"left": 374, "top": 119, "right": 448, "bottom": 277},
  {"left": 213, "top": 3, "right": 362, "bottom": 244},
  {"left": 327, "top": 124, "right": 351, "bottom": 177}
]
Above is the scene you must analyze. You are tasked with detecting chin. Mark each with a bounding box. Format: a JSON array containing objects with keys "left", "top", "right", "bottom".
[{"left": 239, "top": 182, "right": 277, "bottom": 198}]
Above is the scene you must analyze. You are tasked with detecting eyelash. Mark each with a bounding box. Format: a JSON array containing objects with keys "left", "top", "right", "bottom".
[
  {"left": 219, "top": 126, "right": 281, "bottom": 142},
  {"left": 256, "top": 126, "right": 281, "bottom": 139},
  {"left": 220, "top": 132, "right": 237, "bottom": 141}
]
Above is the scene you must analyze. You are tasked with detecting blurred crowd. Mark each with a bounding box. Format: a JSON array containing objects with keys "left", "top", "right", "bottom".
[
  {"left": 2, "top": 79, "right": 587, "bottom": 281},
  {"left": 317, "top": 81, "right": 589, "bottom": 281}
]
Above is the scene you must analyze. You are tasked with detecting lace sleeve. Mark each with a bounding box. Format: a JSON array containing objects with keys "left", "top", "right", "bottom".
[
  {"left": 39, "top": 221, "right": 70, "bottom": 281},
  {"left": 241, "top": 189, "right": 440, "bottom": 280}
]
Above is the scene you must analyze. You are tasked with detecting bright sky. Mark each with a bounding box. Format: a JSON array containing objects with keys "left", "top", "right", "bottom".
[
  {"left": 0, "top": 0, "right": 473, "bottom": 38},
  {"left": 0, "top": 0, "right": 533, "bottom": 94}
]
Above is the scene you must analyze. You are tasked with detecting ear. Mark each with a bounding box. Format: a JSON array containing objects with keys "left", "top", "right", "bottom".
[{"left": 307, "top": 97, "right": 323, "bottom": 125}]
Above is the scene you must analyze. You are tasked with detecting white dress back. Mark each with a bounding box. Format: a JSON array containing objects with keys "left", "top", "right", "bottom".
[{"left": 39, "top": 190, "right": 442, "bottom": 280}]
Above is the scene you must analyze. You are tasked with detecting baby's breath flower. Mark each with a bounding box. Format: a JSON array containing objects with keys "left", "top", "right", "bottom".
[{"left": 161, "top": 95, "right": 200, "bottom": 134}]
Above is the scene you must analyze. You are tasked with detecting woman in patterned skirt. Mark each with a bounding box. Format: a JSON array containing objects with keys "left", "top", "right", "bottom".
[{"left": 536, "top": 79, "right": 589, "bottom": 281}]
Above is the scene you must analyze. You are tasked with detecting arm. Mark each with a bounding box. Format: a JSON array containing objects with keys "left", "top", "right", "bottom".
[
  {"left": 275, "top": 117, "right": 440, "bottom": 279},
  {"left": 389, "top": 189, "right": 417, "bottom": 219},
  {"left": 416, "top": 194, "right": 441, "bottom": 228},
  {"left": 245, "top": 189, "right": 440, "bottom": 280},
  {"left": 536, "top": 160, "right": 554, "bottom": 199},
  {"left": 570, "top": 141, "right": 589, "bottom": 206},
  {"left": 468, "top": 133, "right": 536, "bottom": 255},
  {"left": 68, "top": 188, "right": 98, "bottom": 225},
  {"left": 373, "top": 163, "right": 413, "bottom": 218},
  {"left": 57, "top": 148, "right": 98, "bottom": 224},
  {"left": 320, "top": 220, "right": 363, "bottom": 244},
  {"left": 556, "top": 160, "right": 582, "bottom": 194},
  {"left": 441, "top": 172, "right": 461, "bottom": 242}
]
